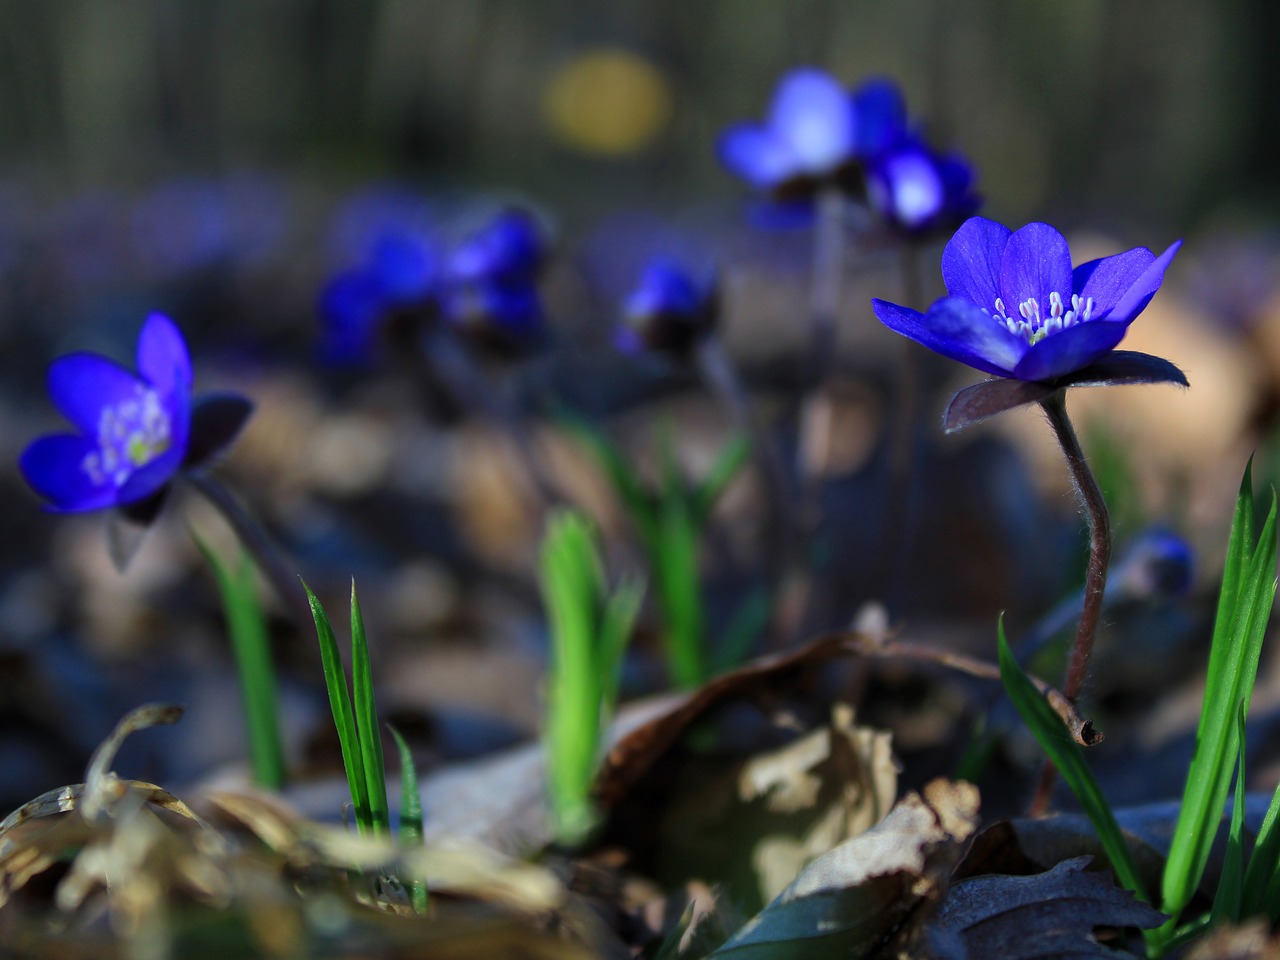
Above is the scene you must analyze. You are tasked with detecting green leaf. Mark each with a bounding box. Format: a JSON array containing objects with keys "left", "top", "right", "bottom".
[
  {"left": 997, "top": 619, "right": 1149, "bottom": 906},
  {"left": 598, "top": 574, "right": 644, "bottom": 714},
  {"left": 1211, "top": 701, "right": 1248, "bottom": 926},
  {"left": 1243, "top": 779, "right": 1280, "bottom": 918},
  {"left": 350, "top": 582, "right": 390, "bottom": 836},
  {"left": 1161, "top": 470, "right": 1278, "bottom": 930},
  {"left": 559, "top": 411, "right": 657, "bottom": 545},
  {"left": 691, "top": 434, "right": 751, "bottom": 527},
  {"left": 656, "top": 491, "right": 705, "bottom": 688},
  {"left": 194, "top": 535, "right": 286, "bottom": 790},
  {"left": 388, "top": 725, "right": 428, "bottom": 914},
  {"left": 303, "top": 581, "right": 371, "bottom": 835},
  {"left": 711, "top": 586, "right": 772, "bottom": 676}
]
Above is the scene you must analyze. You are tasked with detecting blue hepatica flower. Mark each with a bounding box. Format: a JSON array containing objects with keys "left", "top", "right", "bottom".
[
  {"left": 865, "top": 134, "right": 980, "bottom": 234},
  {"left": 616, "top": 258, "right": 717, "bottom": 358},
  {"left": 21, "top": 314, "right": 251, "bottom": 512},
  {"left": 441, "top": 207, "right": 548, "bottom": 341},
  {"left": 873, "top": 216, "right": 1183, "bottom": 383},
  {"left": 718, "top": 68, "right": 905, "bottom": 196}
]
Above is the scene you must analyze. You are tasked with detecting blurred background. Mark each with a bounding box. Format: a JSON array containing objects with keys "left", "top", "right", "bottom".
[{"left": 0, "top": 0, "right": 1279, "bottom": 812}]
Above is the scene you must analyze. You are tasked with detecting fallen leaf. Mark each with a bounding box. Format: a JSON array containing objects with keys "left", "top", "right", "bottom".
[
  {"left": 705, "top": 779, "right": 980, "bottom": 959},
  {"left": 931, "top": 857, "right": 1165, "bottom": 958}
]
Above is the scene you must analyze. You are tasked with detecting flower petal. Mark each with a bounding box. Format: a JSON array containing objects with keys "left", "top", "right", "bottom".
[
  {"left": 47, "top": 353, "right": 146, "bottom": 436},
  {"left": 1010, "top": 319, "right": 1130, "bottom": 382},
  {"left": 850, "top": 78, "right": 906, "bottom": 156},
  {"left": 136, "top": 313, "right": 192, "bottom": 398},
  {"left": 873, "top": 296, "right": 1026, "bottom": 377},
  {"left": 942, "top": 217, "right": 1011, "bottom": 307},
  {"left": 116, "top": 446, "right": 183, "bottom": 505},
  {"left": 768, "top": 68, "right": 853, "bottom": 173},
  {"left": 19, "top": 433, "right": 118, "bottom": 512},
  {"left": 717, "top": 123, "right": 797, "bottom": 190},
  {"left": 1072, "top": 247, "right": 1154, "bottom": 317},
  {"left": 998, "top": 222, "right": 1073, "bottom": 313},
  {"left": 868, "top": 145, "right": 944, "bottom": 230},
  {"left": 1098, "top": 240, "right": 1181, "bottom": 326},
  {"left": 1057, "top": 350, "right": 1188, "bottom": 389}
]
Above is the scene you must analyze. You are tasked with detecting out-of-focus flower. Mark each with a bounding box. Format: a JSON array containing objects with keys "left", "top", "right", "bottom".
[
  {"left": 718, "top": 69, "right": 905, "bottom": 197},
  {"left": 1109, "top": 528, "right": 1195, "bottom": 601},
  {"left": 615, "top": 257, "right": 717, "bottom": 358},
  {"left": 20, "top": 314, "right": 251, "bottom": 513},
  {"left": 865, "top": 134, "right": 980, "bottom": 234},
  {"left": 440, "top": 208, "right": 549, "bottom": 343},
  {"left": 317, "top": 197, "right": 441, "bottom": 364},
  {"left": 873, "top": 216, "right": 1183, "bottom": 382}
]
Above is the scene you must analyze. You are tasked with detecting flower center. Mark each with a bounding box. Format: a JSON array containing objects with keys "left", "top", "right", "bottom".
[
  {"left": 989, "top": 292, "right": 1094, "bottom": 345},
  {"left": 80, "top": 386, "right": 172, "bottom": 487}
]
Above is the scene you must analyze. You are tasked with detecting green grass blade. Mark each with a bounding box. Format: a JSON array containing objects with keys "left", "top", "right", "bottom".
[
  {"left": 598, "top": 574, "right": 644, "bottom": 714},
  {"left": 388, "top": 725, "right": 428, "bottom": 914},
  {"left": 1243, "top": 778, "right": 1280, "bottom": 917},
  {"left": 691, "top": 434, "right": 751, "bottom": 527},
  {"left": 302, "top": 580, "right": 371, "bottom": 834},
  {"left": 350, "top": 582, "right": 390, "bottom": 836},
  {"left": 541, "top": 512, "right": 603, "bottom": 845},
  {"left": 560, "top": 412, "right": 657, "bottom": 544},
  {"left": 711, "top": 586, "right": 772, "bottom": 676},
  {"left": 1161, "top": 484, "right": 1277, "bottom": 927},
  {"left": 194, "top": 535, "right": 286, "bottom": 790},
  {"left": 997, "top": 619, "right": 1148, "bottom": 904},
  {"left": 1211, "top": 701, "right": 1248, "bottom": 926},
  {"left": 656, "top": 493, "right": 705, "bottom": 688}
]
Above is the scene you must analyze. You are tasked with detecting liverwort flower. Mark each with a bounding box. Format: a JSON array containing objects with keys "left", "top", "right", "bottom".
[
  {"left": 20, "top": 313, "right": 251, "bottom": 514},
  {"left": 440, "top": 207, "right": 549, "bottom": 345},
  {"left": 865, "top": 134, "right": 980, "bottom": 235},
  {"left": 872, "top": 216, "right": 1187, "bottom": 429},
  {"left": 616, "top": 257, "right": 717, "bottom": 359},
  {"left": 718, "top": 69, "right": 905, "bottom": 198}
]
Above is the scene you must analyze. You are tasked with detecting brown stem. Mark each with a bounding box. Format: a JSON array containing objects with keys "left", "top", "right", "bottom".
[
  {"left": 1028, "top": 391, "right": 1113, "bottom": 814},
  {"left": 838, "top": 632, "right": 1100, "bottom": 747},
  {"left": 186, "top": 470, "right": 312, "bottom": 629}
]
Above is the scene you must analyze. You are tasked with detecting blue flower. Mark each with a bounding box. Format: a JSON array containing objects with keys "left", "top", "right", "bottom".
[
  {"left": 20, "top": 314, "right": 250, "bottom": 512},
  {"left": 872, "top": 216, "right": 1183, "bottom": 383},
  {"left": 441, "top": 208, "right": 549, "bottom": 342},
  {"left": 718, "top": 69, "right": 905, "bottom": 195},
  {"left": 865, "top": 134, "right": 979, "bottom": 234},
  {"left": 616, "top": 258, "right": 717, "bottom": 357}
]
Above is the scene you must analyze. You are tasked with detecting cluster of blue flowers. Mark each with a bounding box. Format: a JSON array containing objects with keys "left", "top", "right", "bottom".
[
  {"left": 318, "top": 203, "right": 549, "bottom": 364},
  {"left": 18, "top": 63, "right": 1185, "bottom": 525}
]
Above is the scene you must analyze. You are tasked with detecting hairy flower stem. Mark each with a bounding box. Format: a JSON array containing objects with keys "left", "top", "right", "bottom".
[
  {"left": 785, "top": 185, "right": 847, "bottom": 639},
  {"left": 1029, "top": 391, "right": 1112, "bottom": 815},
  {"left": 879, "top": 240, "right": 925, "bottom": 612},
  {"left": 421, "top": 325, "right": 563, "bottom": 507},
  {"left": 186, "top": 470, "right": 313, "bottom": 629},
  {"left": 696, "top": 336, "right": 792, "bottom": 602}
]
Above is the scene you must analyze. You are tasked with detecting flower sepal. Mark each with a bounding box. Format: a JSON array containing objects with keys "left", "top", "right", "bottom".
[
  {"left": 942, "top": 350, "right": 1188, "bottom": 433},
  {"left": 183, "top": 394, "right": 256, "bottom": 468}
]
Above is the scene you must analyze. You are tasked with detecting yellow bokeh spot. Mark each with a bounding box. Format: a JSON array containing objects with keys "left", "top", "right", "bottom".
[{"left": 541, "top": 48, "right": 672, "bottom": 156}]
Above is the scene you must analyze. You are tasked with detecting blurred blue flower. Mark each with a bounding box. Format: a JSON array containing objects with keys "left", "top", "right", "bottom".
[
  {"left": 440, "top": 208, "right": 549, "bottom": 342},
  {"left": 318, "top": 196, "right": 441, "bottom": 364},
  {"left": 865, "top": 134, "right": 980, "bottom": 234},
  {"left": 718, "top": 69, "right": 905, "bottom": 195},
  {"left": 873, "top": 216, "right": 1182, "bottom": 382},
  {"left": 21, "top": 314, "right": 252, "bottom": 513},
  {"left": 616, "top": 257, "right": 717, "bottom": 357},
  {"left": 1110, "top": 528, "right": 1194, "bottom": 600}
]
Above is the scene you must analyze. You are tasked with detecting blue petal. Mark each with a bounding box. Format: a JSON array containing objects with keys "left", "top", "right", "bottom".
[
  {"left": 136, "top": 313, "right": 192, "bottom": 400},
  {"left": 767, "top": 68, "right": 854, "bottom": 173},
  {"left": 116, "top": 445, "right": 183, "bottom": 505},
  {"left": 47, "top": 353, "right": 146, "bottom": 436},
  {"left": 868, "top": 145, "right": 944, "bottom": 230},
  {"left": 873, "top": 296, "right": 1026, "bottom": 377},
  {"left": 999, "top": 222, "right": 1073, "bottom": 312},
  {"left": 370, "top": 232, "right": 437, "bottom": 303},
  {"left": 1097, "top": 240, "right": 1181, "bottom": 326},
  {"left": 851, "top": 78, "right": 907, "bottom": 157},
  {"left": 449, "top": 209, "right": 546, "bottom": 285},
  {"left": 942, "top": 217, "right": 1011, "bottom": 307},
  {"left": 717, "top": 123, "right": 797, "bottom": 190},
  {"left": 19, "top": 433, "right": 117, "bottom": 512},
  {"left": 625, "top": 259, "right": 706, "bottom": 320},
  {"left": 1010, "top": 319, "right": 1129, "bottom": 382}
]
